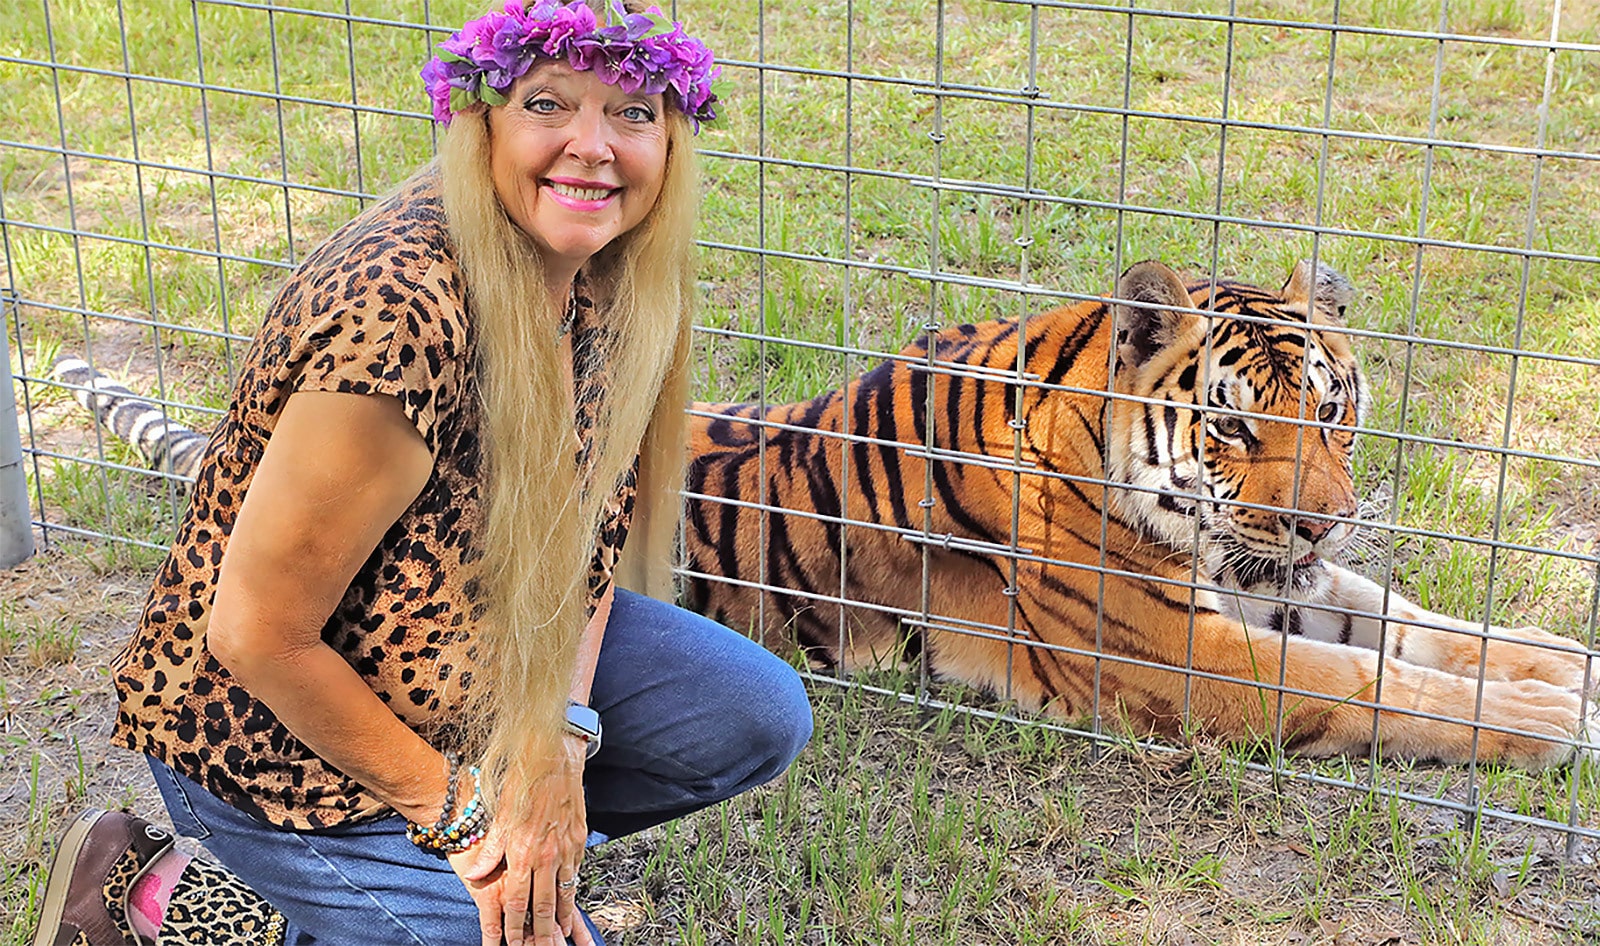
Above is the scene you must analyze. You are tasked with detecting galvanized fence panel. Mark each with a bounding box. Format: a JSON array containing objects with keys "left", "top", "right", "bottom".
[{"left": 3, "top": 0, "right": 1597, "bottom": 852}]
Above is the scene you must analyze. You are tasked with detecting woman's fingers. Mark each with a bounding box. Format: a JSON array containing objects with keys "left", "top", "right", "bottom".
[
  {"left": 498, "top": 828, "right": 542, "bottom": 946},
  {"left": 555, "top": 864, "right": 578, "bottom": 939},
  {"left": 450, "top": 839, "right": 510, "bottom": 946},
  {"left": 529, "top": 859, "right": 560, "bottom": 946},
  {"left": 469, "top": 886, "right": 505, "bottom": 946},
  {"left": 501, "top": 863, "right": 533, "bottom": 946},
  {"left": 569, "top": 908, "right": 599, "bottom": 946}
]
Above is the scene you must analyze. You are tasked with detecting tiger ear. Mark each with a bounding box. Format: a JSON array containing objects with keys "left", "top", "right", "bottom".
[
  {"left": 1113, "top": 260, "right": 1194, "bottom": 368},
  {"left": 1283, "top": 259, "right": 1354, "bottom": 321}
]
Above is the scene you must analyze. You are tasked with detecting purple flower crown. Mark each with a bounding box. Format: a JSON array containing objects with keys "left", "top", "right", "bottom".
[{"left": 420, "top": 1, "right": 720, "bottom": 131}]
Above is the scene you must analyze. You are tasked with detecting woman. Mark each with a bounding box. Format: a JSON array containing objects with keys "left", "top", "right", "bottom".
[{"left": 32, "top": 3, "right": 812, "bottom": 945}]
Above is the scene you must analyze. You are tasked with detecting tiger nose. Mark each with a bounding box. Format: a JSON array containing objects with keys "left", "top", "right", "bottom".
[{"left": 1288, "top": 516, "right": 1336, "bottom": 543}]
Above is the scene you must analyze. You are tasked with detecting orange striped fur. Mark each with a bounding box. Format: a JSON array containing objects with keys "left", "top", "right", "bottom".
[{"left": 685, "top": 261, "right": 1594, "bottom": 767}]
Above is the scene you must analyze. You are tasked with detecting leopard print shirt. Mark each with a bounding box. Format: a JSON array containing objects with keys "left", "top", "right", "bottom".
[{"left": 111, "top": 169, "right": 637, "bottom": 830}]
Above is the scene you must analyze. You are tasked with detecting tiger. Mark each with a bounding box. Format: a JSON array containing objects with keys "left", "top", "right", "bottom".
[
  {"left": 50, "top": 261, "right": 1596, "bottom": 768},
  {"left": 684, "top": 259, "right": 1596, "bottom": 768}
]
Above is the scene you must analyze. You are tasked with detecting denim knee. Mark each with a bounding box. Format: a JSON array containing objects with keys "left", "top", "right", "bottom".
[{"left": 743, "top": 660, "right": 814, "bottom": 786}]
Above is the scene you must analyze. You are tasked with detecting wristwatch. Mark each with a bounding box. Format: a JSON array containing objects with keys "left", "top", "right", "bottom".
[{"left": 564, "top": 701, "right": 602, "bottom": 760}]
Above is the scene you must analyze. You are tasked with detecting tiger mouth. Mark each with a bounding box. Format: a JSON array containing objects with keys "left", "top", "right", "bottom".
[{"left": 1222, "top": 547, "right": 1325, "bottom": 592}]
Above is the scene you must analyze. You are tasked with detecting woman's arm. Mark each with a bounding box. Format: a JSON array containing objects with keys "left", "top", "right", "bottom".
[
  {"left": 569, "top": 585, "right": 612, "bottom": 705},
  {"left": 207, "top": 390, "right": 447, "bottom": 825}
]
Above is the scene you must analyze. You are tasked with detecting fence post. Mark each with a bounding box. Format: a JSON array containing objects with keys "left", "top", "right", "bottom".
[{"left": 0, "top": 289, "right": 36, "bottom": 568}]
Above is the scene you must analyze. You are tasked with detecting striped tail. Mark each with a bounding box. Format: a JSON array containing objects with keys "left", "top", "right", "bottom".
[{"left": 49, "top": 357, "right": 210, "bottom": 481}]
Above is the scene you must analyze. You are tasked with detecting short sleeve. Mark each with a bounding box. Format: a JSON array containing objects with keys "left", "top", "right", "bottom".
[{"left": 289, "top": 260, "right": 465, "bottom": 456}]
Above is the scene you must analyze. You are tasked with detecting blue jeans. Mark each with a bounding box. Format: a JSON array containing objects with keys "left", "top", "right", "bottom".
[{"left": 148, "top": 589, "right": 813, "bottom": 945}]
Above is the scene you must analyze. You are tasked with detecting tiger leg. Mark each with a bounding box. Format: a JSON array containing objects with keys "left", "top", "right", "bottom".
[
  {"left": 1174, "top": 611, "right": 1588, "bottom": 767},
  {"left": 1308, "top": 565, "right": 1593, "bottom": 691}
]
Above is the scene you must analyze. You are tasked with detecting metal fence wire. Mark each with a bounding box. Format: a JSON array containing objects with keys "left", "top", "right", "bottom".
[{"left": 4, "top": 0, "right": 1598, "bottom": 853}]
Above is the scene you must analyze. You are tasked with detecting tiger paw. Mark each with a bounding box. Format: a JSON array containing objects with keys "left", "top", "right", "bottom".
[
  {"left": 1492, "top": 625, "right": 1593, "bottom": 692},
  {"left": 1476, "top": 677, "right": 1591, "bottom": 769}
]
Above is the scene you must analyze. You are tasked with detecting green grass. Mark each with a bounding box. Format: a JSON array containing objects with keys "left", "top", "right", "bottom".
[
  {"left": 4, "top": 0, "right": 1600, "bottom": 942},
  {"left": 579, "top": 683, "right": 1600, "bottom": 944}
]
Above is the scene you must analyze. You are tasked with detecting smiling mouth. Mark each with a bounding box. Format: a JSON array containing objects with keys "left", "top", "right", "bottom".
[{"left": 546, "top": 181, "right": 618, "bottom": 202}]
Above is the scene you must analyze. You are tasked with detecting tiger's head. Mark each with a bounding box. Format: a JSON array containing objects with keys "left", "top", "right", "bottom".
[{"left": 1104, "top": 259, "right": 1369, "bottom": 594}]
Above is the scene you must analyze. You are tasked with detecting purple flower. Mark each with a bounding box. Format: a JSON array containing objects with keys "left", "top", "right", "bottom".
[
  {"left": 489, "top": 19, "right": 534, "bottom": 68},
  {"left": 588, "top": 50, "right": 625, "bottom": 88},
  {"left": 542, "top": 2, "right": 599, "bottom": 55},
  {"left": 419, "top": 0, "right": 720, "bottom": 130},
  {"left": 436, "top": 32, "right": 471, "bottom": 61},
  {"left": 621, "top": 43, "right": 676, "bottom": 95},
  {"left": 564, "top": 42, "right": 599, "bottom": 74},
  {"left": 419, "top": 57, "right": 456, "bottom": 124},
  {"left": 456, "top": 12, "right": 509, "bottom": 64}
]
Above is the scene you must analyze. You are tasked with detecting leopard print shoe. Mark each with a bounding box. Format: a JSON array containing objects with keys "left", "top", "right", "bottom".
[
  {"left": 159, "top": 858, "right": 284, "bottom": 946},
  {"left": 30, "top": 809, "right": 174, "bottom": 946}
]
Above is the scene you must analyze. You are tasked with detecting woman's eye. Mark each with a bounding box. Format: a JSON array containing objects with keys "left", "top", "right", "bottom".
[
  {"left": 1317, "top": 401, "right": 1340, "bottom": 423},
  {"left": 1211, "top": 416, "right": 1247, "bottom": 440},
  {"left": 526, "top": 97, "right": 560, "bottom": 113},
  {"left": 621, "top": 104, "right": 656, "bottom": 123}
]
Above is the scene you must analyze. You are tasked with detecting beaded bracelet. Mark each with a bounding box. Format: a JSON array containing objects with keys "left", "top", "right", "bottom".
[{"left": 406, "top": 754, "right": 491, "bottom": 855}]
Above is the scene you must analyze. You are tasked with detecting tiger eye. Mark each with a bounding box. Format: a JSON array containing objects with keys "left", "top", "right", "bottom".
[{"left": 1211, "top": 416, "right": 1248, "bottom": 440}]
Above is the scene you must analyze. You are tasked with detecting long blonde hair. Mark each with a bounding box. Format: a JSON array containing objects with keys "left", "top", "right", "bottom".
[{"left": 440, "top": 82, "right": 696, "bottom": 816}]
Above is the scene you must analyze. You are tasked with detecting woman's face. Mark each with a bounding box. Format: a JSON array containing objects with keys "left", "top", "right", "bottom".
[{"left": 488, "top": 62, "right": 669, "bottom": 282}]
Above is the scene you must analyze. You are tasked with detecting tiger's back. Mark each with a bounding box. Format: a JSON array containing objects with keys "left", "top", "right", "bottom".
[{"left": 684, "top": 293, "right": 1138, "bottom": 677}]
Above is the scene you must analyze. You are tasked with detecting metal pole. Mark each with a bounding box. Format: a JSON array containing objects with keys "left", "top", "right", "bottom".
[{"left": 0, "top": 290, "right": 36, "bottom": 568}]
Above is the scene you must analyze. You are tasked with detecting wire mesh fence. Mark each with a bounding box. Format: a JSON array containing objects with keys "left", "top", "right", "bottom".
[{"left": 3, "top": 0, "right": 1598, "bottom": 855}]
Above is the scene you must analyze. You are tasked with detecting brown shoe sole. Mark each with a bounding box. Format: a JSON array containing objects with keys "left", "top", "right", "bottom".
[{"left": 31, "top": 809, "right": 109, "bottom": 946}]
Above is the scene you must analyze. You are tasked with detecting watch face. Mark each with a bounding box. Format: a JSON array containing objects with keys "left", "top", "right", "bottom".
[
  {"left": 565, "top": 703, "right": 602, "bottom": 760},
  {"left": 565, "top": 703, "right": 601, "bottom": 739}
]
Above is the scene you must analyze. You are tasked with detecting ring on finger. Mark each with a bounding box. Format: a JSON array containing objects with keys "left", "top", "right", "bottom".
[{"left": 557, "top": 874, "right": 578, "bottom": 890}]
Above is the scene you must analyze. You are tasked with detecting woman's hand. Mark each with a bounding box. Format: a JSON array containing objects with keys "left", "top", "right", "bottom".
[{"left": 448, "top": 737, "right": 593, "bottom": 946}]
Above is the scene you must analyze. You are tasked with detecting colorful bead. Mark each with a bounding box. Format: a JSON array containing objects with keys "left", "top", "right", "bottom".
[{"left": 407, "top": 760, "right": 490, "bottom": 855}]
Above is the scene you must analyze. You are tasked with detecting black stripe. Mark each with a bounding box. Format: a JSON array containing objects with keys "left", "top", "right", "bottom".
[
  {"left": 1072, "top": 405, "right": 1104, "bottom": 456},
  {"left": 796, "top": 389, "right": 834, "bottom": 429},
  {"left": 801, "top": 436, "right": 844, "bottom": 554},
  {"left": 684, "top": 570, "right": 712, "bottom": 613},
  {"left": 765, "top": 502, "right": 833, "bottom": 659},
  {"left": 1156, "top": 493, "right": 1195, "bottom": 517},
  {"left": 684, "top": 455, "right": 718, "bottom": 546},
  {"left": 973, "top": 366, "right": 992, "bottom": 455},
  {"left": 909, "top": 358, "right": 929, "bottom": 451},
  {"left": 1142, "top": 406, "right": 1161, "bottom": 467},
  {"left": 706, "top": 406, "right": 755, "bottom": 447},
  {"left": 1039, "top": 309, "right": 1104, "bottom": 390},
  {"left": 943, "top": 368, "right": 964, "bottom": 456},
  {"left": 931, "top": 455, "right": 1000, "bottom": 546},
  {"left": 850, "top": 374, "right": 881, "bottom": 521},
  {"left": 713, "top": 452, "right": 751, "bottom": 581},
  {"left": 875, "top": 367, "right": 912, "bottom": 529}
]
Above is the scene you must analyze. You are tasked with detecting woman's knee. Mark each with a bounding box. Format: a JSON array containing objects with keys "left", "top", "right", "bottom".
[{"left": 735, "top": 655, "right": 814, "bottom": 782}]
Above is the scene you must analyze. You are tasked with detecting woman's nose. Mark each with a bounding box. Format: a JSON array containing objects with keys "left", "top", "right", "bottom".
[{"left": 564, "top": 108, "right": 614, "bottom": 165}]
